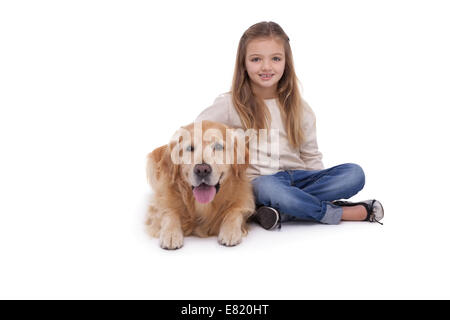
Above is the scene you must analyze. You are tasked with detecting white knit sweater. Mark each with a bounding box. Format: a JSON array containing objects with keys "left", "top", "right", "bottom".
[{"left": 195, "top": 92, "right": 324, "bottom": 180}]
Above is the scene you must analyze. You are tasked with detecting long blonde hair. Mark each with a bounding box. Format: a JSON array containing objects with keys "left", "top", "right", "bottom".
[{"left": 231, "top": 21, "right": 305, "bottom": 149}]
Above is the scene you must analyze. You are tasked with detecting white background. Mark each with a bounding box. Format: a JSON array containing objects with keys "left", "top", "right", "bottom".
[{"left": 1, "top": 0, "right": 449, "bottom": 299}]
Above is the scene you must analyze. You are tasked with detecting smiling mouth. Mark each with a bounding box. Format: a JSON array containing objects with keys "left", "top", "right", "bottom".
[
  {"left": 191, "top": 182, "right": 221, "bottom": 192},
  {"left": 191, "top": 174, "right": 223, "bottom": 204},
  {"left": 191, "top": 182, "right": 220, "bottom": 204},
  {"left": 259, "top": 74, "right": 274, "bottom": 80}
]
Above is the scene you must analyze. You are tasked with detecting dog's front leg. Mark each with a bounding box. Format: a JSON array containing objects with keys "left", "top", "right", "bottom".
[
  {"left": 218, "top": 210, "right": 246, "bottom": 247},
  {"left": 159, "top": 212, "right": 184, "bottom": 250}
]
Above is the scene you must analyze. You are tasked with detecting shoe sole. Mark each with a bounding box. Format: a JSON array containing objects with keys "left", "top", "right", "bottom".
[
  {"left": 254, "top": 206, "right": 280, "bottom": 230},
  {"left": 374, "top": 200, "right": 384, "bottom": 221}
]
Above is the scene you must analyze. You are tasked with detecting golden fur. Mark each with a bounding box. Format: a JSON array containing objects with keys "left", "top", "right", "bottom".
[{"left": 146, "top": 120, "right": 255, "bottom": 249}]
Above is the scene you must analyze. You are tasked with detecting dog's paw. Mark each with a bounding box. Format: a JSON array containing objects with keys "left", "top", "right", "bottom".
[
  {"left": 218, "top": 226, "right": 242, "bottom": 247},
  {"left": 159, "top": 229, "right": 184, "bottom": 250}
]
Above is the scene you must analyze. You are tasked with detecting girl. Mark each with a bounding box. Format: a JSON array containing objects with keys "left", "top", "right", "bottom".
[{"left": 195, "top": 21, "right": 384, "bottom": 230}]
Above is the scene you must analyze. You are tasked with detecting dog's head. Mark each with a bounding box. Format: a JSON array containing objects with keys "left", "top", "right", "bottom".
[{"left": 149, "top": 120, "right": 249, "bottom": 204}]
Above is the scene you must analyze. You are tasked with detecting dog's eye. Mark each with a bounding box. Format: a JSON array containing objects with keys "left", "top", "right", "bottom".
[
  {"left": 213, "top": 143, "right": 223, "bottom": 151},
  {"left": 186, "top": 145, "right": 194, "bottom": 152}
]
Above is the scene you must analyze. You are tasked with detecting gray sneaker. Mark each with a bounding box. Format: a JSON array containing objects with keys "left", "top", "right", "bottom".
[{"left": 332, "top": 199, "right": 384, "bottom": 224}]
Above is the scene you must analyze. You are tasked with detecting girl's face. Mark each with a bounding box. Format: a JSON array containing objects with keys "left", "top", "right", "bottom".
[{"left": 245, "top": 37, "right": 286, "bottom": 98}]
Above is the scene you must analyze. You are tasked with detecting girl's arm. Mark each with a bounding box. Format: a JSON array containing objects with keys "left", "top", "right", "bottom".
[{"left": 299, "top": 100, "right": 325, "bottom": 170}]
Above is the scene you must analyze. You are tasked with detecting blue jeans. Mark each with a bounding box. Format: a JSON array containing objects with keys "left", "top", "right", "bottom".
[{"left": 251, "top": 163, "right": 365, "bottom": 225}]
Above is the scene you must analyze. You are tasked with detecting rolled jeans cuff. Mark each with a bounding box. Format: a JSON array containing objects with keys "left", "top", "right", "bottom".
[{"left": 320, "top": 202, "right": 343, "bottom": 225}]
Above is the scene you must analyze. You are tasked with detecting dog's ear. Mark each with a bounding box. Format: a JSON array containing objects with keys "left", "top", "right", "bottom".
[
  {"left": 163, "top": 139, "right": 181, "bottom": 184},
  {"left": 232, "top": 136, "right": 249, "bottom": 179},
  {"left": 147, "top": 143, "right": 180, "bottom": 186},
  {"left": 146, "top": 145, "right": 168, "bottom": 187}
]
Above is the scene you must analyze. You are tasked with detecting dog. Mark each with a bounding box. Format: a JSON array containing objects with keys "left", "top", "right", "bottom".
[{"left": 146, "top": 120, "right": 255, "bottom": 249}]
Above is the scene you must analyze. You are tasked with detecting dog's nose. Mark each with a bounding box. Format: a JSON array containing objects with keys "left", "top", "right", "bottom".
[{"left": 194, "top": 163, "right": 212, "bottom": 178}]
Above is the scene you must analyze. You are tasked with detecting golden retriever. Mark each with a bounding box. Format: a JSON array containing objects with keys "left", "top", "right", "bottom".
[{"left": 146, "top": 120, "right": 255, "bottom": 249}]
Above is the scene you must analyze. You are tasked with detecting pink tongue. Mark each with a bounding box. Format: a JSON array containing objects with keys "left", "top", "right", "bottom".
[{"left": 193, "top": 184, "right": 216, "bottom": 204}]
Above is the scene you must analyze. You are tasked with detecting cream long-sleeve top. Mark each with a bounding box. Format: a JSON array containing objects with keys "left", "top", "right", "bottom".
[{"left": 195, "top": 92, "right": 324, "bottom": 180}]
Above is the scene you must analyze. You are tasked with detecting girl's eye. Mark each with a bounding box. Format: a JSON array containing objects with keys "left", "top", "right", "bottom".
[
  {"left": 186, "top": 145, "right": 194, "bottom": 152},
  {"left": 213, "top": 143, "right": 224, "bottom": 151},
  {"left": 250, "top": 57, "right": 281, "bottom": 62}
]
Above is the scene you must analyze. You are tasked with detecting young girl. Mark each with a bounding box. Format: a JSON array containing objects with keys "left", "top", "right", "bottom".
[{"left": 195, "top": 21, "right": 384, "bottom": 230}]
